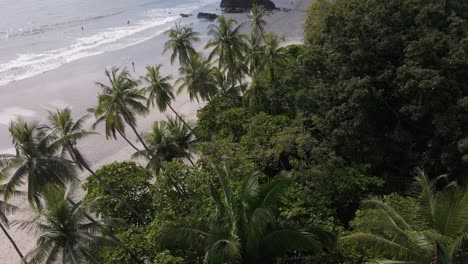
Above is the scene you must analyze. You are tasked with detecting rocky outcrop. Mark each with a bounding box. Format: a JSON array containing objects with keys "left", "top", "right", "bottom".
[
  {"left": 221, "top": 0, "right": 276, "bottom": 13},
  {"left": 197, "top": 12, "right": 219, "bottom": 20}
]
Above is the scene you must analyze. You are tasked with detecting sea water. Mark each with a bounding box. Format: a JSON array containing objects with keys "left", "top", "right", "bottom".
[{"left": 0, "top": 0, "right": 218, "bottom": 87}]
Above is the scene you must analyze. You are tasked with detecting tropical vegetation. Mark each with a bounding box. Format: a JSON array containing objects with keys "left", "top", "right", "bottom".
[{"left": 1, "top": 0, "right": 468, "bottom": 263}]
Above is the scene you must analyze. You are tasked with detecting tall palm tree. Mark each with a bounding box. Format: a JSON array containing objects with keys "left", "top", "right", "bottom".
[
  {"left": 141, "top": 65, "right": 194, "bottom": 132},
  {"left": 342, "top": 170, "right": 468, "bottom": 263},
  {"left": 176, "top": 54, "right": 218, "bottom": 102},
  {"left": 248, "top": 4, "right": 267, "bottom": 35},
  {"left": 163, "top": 24, "right": 200, "bottom": 67},
  {"left": 48, "top": 108, "right": 147, "bottom": 224},
  {"left": 205, "top": 16, "right": 247, "bottom": 87},
  {"left": 132, "top": 117, "right": 194, "bottom": 174},
  {"left": 157, "top": 165, "right": 325, "bottom": 263},
  {"left": 0, "top": 120, "right": 76, "bottom": 208},
  {"left": 16, "top": 184, "right": 117, "bottom": 264},
  {"left": 245, "top": 32, "right": 264, "bottom": 76},
  {"left": 92, "top": 67, "right": 152, "bottom": 156},
  {"left": 261, "top": 32, "right": 287, "bottom": 83},
  {"left": 0, "top": 185, "right": 24, "bottom": 260}
]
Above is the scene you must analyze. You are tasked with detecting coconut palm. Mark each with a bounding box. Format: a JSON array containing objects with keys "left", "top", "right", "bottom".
[
  {"left": 245, "top": 32, "right": 264, "bottom": 76},
  {"left": 16, "top": 184, "right": 117, "bottom": 264},
  {"left": 176, "top": 54, "right": 218, "bottom": 102},
  {"left": 166, "top": 116, "right": 195, "bottom": 165},
  {"left": 157, "top": 165, "right": 325, "bottom": 263},
  {"left": 47, "top": 108, "right": 95, "bottom": 170},
  {"left": 141, "top": 65, "right": 194, "bottom": 132},
  {"left": 0, "top": 120, "right": 76, "bottom": 208},
  {"left": 248, "top": 4, "right": 267, "bottom": 35},
  {"left": 163, "top": 24, "right": 200, "bottom": 67},
  {"left": 341, "top": 170, "right": 468, "bottom": 263},
  {"left": 132, "top": 117, "right": 194, "bottom": 174},
  {"left": 261, "top": 32, "right": 287, "bottom": 82},
  {"left": 0, "top": 185, "right": 24, "bottom": 260},
  {"left": 48, "top": 108, "right": 147, "bottom": 224},
  {"left": 206, "top": 16, "right": 247, "bottom": 87},
  {"left": 91, "top": 67, "right": 152, "bottom": 156},
  {"left": 212, "top": 68, "right": 239, "bottom": 98}
]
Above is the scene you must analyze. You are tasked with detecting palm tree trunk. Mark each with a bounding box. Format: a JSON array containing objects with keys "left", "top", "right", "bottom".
[
  {"left": 0, "top": 223, "right": 24, "bottom": 260},
  {"left": 187, "top": 155, "right": 195, "bottom": 166},
  {"left": 167, "top": 104, "right": 195, "bottom": 133},
  {"left": 66, "top": 198, "right": 137, "bottom": 258},
  {"left": 126, "top": 122, "right": 166, "bottom": 171},
  {"left": 116, "top": 129, "right": 145, "bottom": 155},
  {"left": 74, "top": 148, "right": 147, "bottom": 225}
]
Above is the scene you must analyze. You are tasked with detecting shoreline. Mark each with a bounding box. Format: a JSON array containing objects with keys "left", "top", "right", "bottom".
[{"left": 0, "top": 0, "right": 312, "bottom": 262}]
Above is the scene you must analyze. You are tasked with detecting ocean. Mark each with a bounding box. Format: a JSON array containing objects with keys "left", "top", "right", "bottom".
[{"left": 0, "top": 0, "right": 218, "bottom": 87}]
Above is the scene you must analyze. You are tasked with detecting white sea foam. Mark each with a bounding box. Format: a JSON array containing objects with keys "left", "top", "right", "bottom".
[{"left": 0, "top": 15, "right": 181, "bottom": 87}]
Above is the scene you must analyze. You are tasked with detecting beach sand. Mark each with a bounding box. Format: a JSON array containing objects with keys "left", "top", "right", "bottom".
[{"left": 0, "top": 0, "right": 312, "bottom": 262}]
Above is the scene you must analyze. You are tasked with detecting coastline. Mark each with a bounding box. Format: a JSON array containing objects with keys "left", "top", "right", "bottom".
[{"left": 0, "top": 0, "right": 312, "bottom": 262}]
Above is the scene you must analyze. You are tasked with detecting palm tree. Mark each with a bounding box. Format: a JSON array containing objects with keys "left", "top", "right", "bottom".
[
  {"left": 157, "top": 165, "right": 325, "bottom": 263},
  {"left": 0, "top": 120, "right": 76, "bottom": 208},
  {"left": 341, "top": 170, "right": 468, "bottom": 263},
  {"left": 245, "top": 32, "right": 264, "bottom": 76},
  {"left": 48, "top": 108, "right": 147, "bottom": 224},
  {"left": 0, "top": 185, "right": 24, "bottom": 260},
  {"left": 205, "top": 16, "right": 247, "bottom": 87},
  {"left": 212, "top": 68, "right": 239, "bottom": 98},
  {"left": 248, "top": 4, "right": 267, "bottom": 35},
  {"left": 166, "top": 116, "right": 195, "bottom": 165},
  {"left": 132, "top": 117, "right": 194, "bottom": 174},
  {"left": 261, "top": 32, "right": 287, "bottom": 83},
  {"left": 176, "top": 54, "right": 218, "bottom": 102},
  {"left": 92, "top": 67, "right": 152, "bottom": 156},
  {"left": 141, "top": 65, "right": 194, "bottom": 132},
  {"left": 163, "top": 24, "right": 200, "bottom": 67},
  {"left": 16, "top": 184, "right": 117, "bottom": 264}
]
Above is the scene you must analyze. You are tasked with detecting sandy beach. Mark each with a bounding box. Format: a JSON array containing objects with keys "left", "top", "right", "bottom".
[{"left": 0, "top": 0, "right": 312, "bottom": 262}]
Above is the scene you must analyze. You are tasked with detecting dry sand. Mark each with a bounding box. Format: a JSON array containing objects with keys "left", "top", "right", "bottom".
[{"left": 0, "top": 0, "right": 312, "bottom": 262}]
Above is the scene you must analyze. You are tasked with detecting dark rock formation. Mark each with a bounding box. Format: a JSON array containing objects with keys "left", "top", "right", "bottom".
[
  {"left": 180, "top": 13, "right": 191, "bottom": 18},
  {"left": 197, "top": 12, "right": 219, "bottom": 20},
  {"left": 221, "top": 0, "right": 276, "bottom": 13}
]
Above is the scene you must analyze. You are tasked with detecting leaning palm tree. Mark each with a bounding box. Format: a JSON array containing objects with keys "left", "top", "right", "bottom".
[
  {"left": 141, "top": 65, "right": 194, "bottom": 132},
  {"left": 0, "top": 185, "right": 24, "bottom": 260},
  {"left": 16, "top": 184, "right": 118, "bottom": 264},
  {"left": 91, "top": 67, "right": 152, "bottom": 156},
  {"left": 163, "top": 24, "right": 200, "bottom": 67},
  {"left": 341, "top": 170, "right": 468, "bottom": 263},
  {"left": 176, "top": 54, "right": 218, "bottom": 102},
  {"left": 132, "top": 117, "right": 194, "bottom": 174},
  {"left": 261, "top": 32, "right": 287, "bottom": 82},
  {"left": 48, "top": 108, "right": 147, "bottom": 224},
  {"left": 205, "top": 16, "right": 247, "bottom": 87},
  {"left": 157, "top": 165, "right": 326, "bottom": 263},
  {"left": 0, "top": 120, "right": 76, "bottom": 208},
  {"left": 248, "top": 4, "right": 267, "bottom": 35}
]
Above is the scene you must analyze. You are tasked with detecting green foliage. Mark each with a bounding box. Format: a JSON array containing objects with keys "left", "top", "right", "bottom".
[
  {"left": 157, "top": 165, "right": 329, "bottom": 263},
  {"left": 18, "top": 184, "right": 116, "bottom": 264},
  {"left": 342, "top": 171, "right": 468, "bottom": 263},
  {"left": 83, "top": 161, "right": 154, "bottom": 224},
  {"left": 97, "top": 225, "right": 155, "bottom": 264},
  {"left": 195, "top": 96, "right": 246, "bottom": 142},
  {"left": 152, "top": 250, "right": 184, "bottom": 264},
  {"left": 288, "top": 0, "right": 468, "bottom": 189}
]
